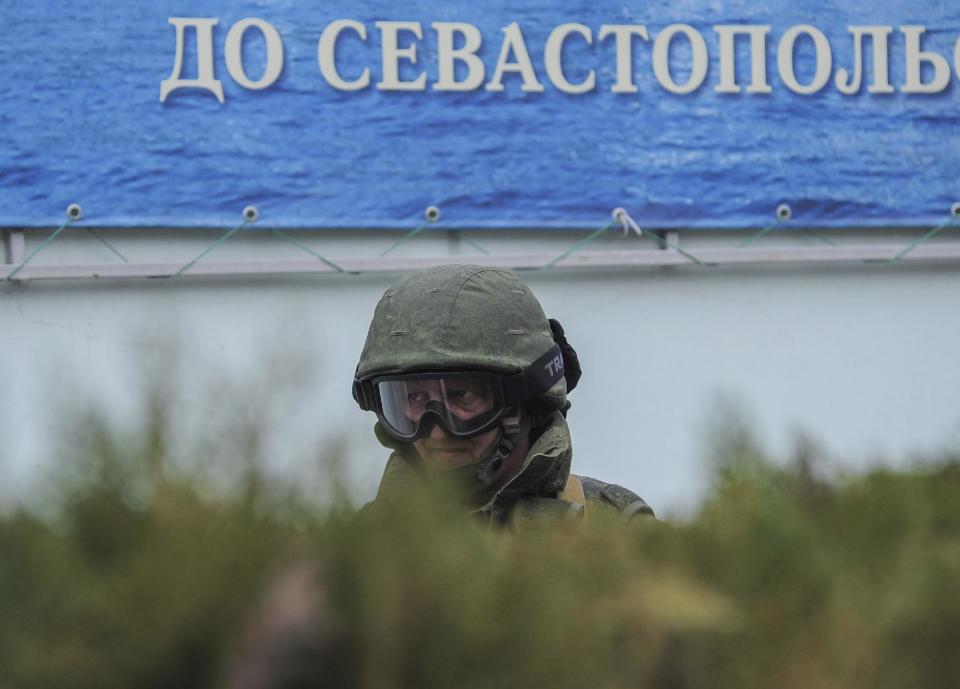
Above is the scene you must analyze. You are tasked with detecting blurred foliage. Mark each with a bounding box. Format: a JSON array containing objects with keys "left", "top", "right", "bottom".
[{"left": 2, "top": 405, "right": 959, "bottom": 689}]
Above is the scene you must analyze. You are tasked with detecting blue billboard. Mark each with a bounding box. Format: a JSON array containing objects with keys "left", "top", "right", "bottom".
[{"left": 1, "top": 1, "right": 958, "bottom": 229}]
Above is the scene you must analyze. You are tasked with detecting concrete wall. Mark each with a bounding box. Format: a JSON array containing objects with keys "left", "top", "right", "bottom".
[{"left": 3, "top": 227, "right": 959, "bottom": 516}]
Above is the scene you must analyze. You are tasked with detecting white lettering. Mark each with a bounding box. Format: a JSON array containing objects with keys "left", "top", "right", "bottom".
[
  {"left": 713, "top": 25, "right": 772, "bottom": 94},
  {"left": 318, "top": 20, "right": 370, "bottom": 91},
  {"left": 432, "top": 22, "right": 485, "bottom": 91},
  {"left": 777, "top": 25, "right": 832, "bottom": 95},
  {"left": 834, "top": 26, "right": 894, "bottom": 95},
  {"left": 598, "top": 25, "right": 650, "bottom": 94},
  {"left": 545, "top": 356, "right": 563, "bottom": 376},
  {"left": 224, "top": 18, "right": 283, "bottom": 90},
  {"left": 318, "top": 20, "right": 370, "bottom": 90},
  {"left": 956, "top": 36, "right": 960, "bottom": 82},
  {"left": 901, "top": 26, "right": 950, "bottom": 93},
  {"left": 160, "top": 18, "right": 224, "bottom": 103},
  {"left": 485, "top": 22, "right": 545, "bottom": 92},
  {"left": 376, "top": 21, "right": 427, "bottom": 91},
  {"left": 652, "top": 25, "right": 709, "bottom": 94},
  {"left": 544, "top": 23, "right": 596, "bottom": 94}
]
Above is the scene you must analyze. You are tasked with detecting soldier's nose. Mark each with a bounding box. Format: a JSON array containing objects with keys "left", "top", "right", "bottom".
[{"left": 428, "top": 423, "right": 451, "bottom": 440}]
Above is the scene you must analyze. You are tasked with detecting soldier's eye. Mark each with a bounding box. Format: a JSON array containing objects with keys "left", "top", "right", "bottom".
[
  {"left": 448, "top": 389, "right": 481, "bottom": 406},
  {"left": 407, "top": 391, "right": 429, "bottom": 404}
]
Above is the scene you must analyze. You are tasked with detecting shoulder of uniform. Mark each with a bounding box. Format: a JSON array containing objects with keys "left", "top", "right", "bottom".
[{"left": 575, "top": 475, "right": 655, "bottom": 519}]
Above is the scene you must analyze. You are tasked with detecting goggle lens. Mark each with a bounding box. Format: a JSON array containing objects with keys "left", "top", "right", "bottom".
[{"left": 376, "top": 375, "right": 504, "bottom": 439}]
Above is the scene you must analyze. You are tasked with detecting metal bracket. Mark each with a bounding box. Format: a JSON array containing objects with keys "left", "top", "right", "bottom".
[
  {"left": 446, "top": 229, "right": 463, "bottom": 255},
  {"left": 2, "top": 229, "right": 26, "bottom": 265},
  {"left": 5, "top": 241, "right": 960, "bottom": 281}
]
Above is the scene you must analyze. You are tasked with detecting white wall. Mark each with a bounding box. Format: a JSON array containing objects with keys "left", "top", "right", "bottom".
[{"left": 3, "top": 227, "right": 959, "bottom": 517}]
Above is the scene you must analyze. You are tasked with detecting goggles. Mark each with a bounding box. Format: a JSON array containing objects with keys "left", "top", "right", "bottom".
[
  {"left": 371, "top": 372, "right": 507, "bottom": 440},
  {"left": 353, "top": 344, "right": 565, "bottom": 441}
]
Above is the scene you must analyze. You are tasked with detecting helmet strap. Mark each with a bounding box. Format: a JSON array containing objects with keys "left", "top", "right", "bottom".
[
  {"left": 475, "top": 409, "right": 530, "bottom": 491},
  {"left": 419, "top": 407, "right": 531, "bottom": 507}
]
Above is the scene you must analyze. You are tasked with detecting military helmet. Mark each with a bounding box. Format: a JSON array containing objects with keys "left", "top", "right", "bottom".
[{"left": 353, "top": 265, "right": 580, "bottom": 442}]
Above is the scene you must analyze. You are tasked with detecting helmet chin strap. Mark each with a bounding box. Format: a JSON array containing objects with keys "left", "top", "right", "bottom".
[
  {"left": 426, "top": 408, "right": 531, "bottom": 504},
  {"left": 475, "top": 411, "right": 528, "bottom": 486}
]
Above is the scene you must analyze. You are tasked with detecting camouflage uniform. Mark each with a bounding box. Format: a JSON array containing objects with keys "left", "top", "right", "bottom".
[
  {"left": 369, "top": 412, "right": 653, "bottom": 525},
  {"left": 354, "top": 265, "right": 653, "bottom": 525}
]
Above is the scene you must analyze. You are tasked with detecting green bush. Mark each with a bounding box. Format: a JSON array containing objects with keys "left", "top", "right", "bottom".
[{"left": 2, "top": 409, "right": 958, "bottom": 689}]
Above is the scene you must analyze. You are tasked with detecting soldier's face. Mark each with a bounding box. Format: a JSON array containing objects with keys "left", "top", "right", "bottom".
[
  {"left": 413, "top": 424, "right": 499, "bottom": 470},
  {"left": 403, "top": 377, "right": 499, "bottom": 468}
]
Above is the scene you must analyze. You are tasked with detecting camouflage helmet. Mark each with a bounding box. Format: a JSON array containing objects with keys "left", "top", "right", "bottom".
[{"left": 353, "top": 265, "right": 578, "bottom": 415}]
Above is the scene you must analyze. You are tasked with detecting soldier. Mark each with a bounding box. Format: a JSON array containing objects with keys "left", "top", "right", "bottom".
[
  {"left": 225, "top": 265, "right": 655, "bottom": 689},
  {"left": 353, "top": 264, "right": 653, "bottom": 525}
]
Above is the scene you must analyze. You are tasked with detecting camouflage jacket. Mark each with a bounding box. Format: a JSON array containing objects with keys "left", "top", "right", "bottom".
[{"left": 367, "top": 411, "right": 654, "bottom": 528}]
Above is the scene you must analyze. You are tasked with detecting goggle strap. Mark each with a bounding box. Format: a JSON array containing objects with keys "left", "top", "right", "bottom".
[
  {"left": 352, "top": 378, "right": 370, "bottom": 410},
  {"left": 503, "top": 343, "right": 565, "bottom": 404}
]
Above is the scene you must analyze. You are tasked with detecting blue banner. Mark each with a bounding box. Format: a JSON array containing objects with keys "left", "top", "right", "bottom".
[{"left": 1, "top": 1, "right": 958, "bottom": 229}]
